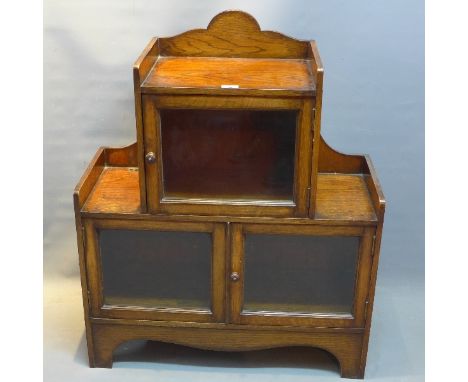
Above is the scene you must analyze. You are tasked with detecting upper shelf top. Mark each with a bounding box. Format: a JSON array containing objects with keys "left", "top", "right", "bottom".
[
  {"left": 134, "top": 11, "right": 322, "bottom": 98},
  {"left": 141, "top": 56, "right": 315, "bottom": 97}
]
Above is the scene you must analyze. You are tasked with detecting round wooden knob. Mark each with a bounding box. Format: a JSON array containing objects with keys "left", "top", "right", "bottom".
[
  {"left": 145, "top": 152, "right": 156, "bottom": 164},
  {"left": 230, "top": 272, "right": 240, "bottom": 281}
]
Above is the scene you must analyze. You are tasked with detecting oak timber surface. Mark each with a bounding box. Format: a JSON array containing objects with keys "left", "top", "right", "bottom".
[
  {"left": 82, "top": 167, "right": 376, "bottom": 221},
  {"left": 141, "top": 56, "right": 315, "bottom": 96},
  {"left": 83, "top": 167, "right": 140, "bottom": 214},
  {"left": 315, "top": 174, "right": 376, "bottom": 221}
]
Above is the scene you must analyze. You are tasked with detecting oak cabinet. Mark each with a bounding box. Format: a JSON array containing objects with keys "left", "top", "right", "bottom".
[{"left": 74, "top": 10, "right": 385, "bottom": 379}]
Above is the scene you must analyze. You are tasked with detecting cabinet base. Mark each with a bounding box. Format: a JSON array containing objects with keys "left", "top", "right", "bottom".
[{"left": 88, "top": 321, "right": 367, "bottom": 379}]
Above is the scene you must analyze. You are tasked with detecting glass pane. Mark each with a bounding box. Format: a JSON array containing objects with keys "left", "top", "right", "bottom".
[
  {"left": 160, "top": 109, "right": 296, "bottom": 201},
  {"left": 243, "top": 234, "right": 360, "bottom": 314},
  {"left": 99, "top": 229, "right": 211, "bottom": 310}
]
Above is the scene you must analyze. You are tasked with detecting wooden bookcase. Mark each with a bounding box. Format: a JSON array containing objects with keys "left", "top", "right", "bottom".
[{"left": 74, "top": 11, "right": 385, "bottom": 379}]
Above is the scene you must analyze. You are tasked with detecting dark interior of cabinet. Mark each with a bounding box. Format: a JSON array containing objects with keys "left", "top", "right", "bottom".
[
  {"left": 160, "top": 109, "right": 297, "bottom": 201},
  {"left": 99, "top": 229, "right": 212, "bottom": 310},
  {"left": 243, "top": 234, "right": 360, "bottom": 314}
]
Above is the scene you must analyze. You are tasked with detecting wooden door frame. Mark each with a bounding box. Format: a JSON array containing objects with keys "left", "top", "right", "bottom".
[
  {"left": 228, "top": 223, "right": 375, "bottom": 328},
  {"left": 141, "top": 94, "right": 314, "bottom": 217},
  {"left": 83, "top": 218, "right": 226, "bottom": 323}
]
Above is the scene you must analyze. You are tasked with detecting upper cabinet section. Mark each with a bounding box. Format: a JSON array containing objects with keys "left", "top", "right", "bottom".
[
  {"left": 134, "top": 10, "right": 322, "bottom": 98},
  {"left": 133, "top": 11, "right": 324, "bottom": 217}
]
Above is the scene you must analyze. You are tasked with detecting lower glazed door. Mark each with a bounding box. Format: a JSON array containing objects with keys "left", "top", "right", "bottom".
[
  {"left": 84, "top": 219, "right": 226, "bottom": 323},
  {"left": 229, "top": 223, "right": 375, "bottom": 328}
]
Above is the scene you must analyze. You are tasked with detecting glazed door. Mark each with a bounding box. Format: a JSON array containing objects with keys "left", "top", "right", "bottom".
[
  {"left": 142, "top": 95, "right": 313, "bottom": 217},
  {"left": 84, "top": 219, "right": 226, "bottom": 323},
  {"left": 229, "top": 224, "right": 375, "bottom": 327}
]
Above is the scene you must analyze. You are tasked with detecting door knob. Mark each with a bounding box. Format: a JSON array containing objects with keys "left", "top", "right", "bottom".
[
  {"left": 145, "top": 152, "right": 156, "bottom": 164},
  {"left": 230, "top": 272, "right": 240, "bottom": 281}
]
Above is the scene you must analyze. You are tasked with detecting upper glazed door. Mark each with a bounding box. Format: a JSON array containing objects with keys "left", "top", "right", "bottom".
[{"left": 142, "top": 95, "right": 314, "bottom": 217}]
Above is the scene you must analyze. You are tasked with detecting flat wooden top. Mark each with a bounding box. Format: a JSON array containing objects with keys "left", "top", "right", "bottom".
[
  {"left": 83, "top": 167, "right": 140, "bottom": 214},
  {"left": 83, "top": 168, "right": 376, "bottom": 222},
  {"left": 314, "top": 174, "right": 376, "bottom": 221},
  {"left": 141, "top": 56, "right": 315, "bottom": 97}
]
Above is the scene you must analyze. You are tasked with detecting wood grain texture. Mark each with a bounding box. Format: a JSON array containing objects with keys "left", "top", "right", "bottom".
[
  {"left": 295, "top": 99, "right": 313, "bottom": 216},
  {"left": 359, "top": 157, "right": 386, "bottom": 376},
  {"left": 141, "top": 95, "right": 162, "bottom": 213},
  {"left": 73, "top": 147, "right": 110, "bottom": 365},
  {"left": 133, "top": 37, "right": 159, "bottom": 85},
  {"left": 309, "top": 40, "right": 324, "bottom": 217},
  {"left": 141, "top": 56, "right": 315, "bottom": 97},
  {"left": 73, "top": 159, "right": 103, "bottom": 366},
  {"left": 158, "top": 10, "right": 309, "bottom": 59},
  {"left": 81, "top": 166, "right": 376, "bottom": 222},
  {"left": 90, "top": 322, "right": 365, "bottom": 378},
  {"left": 212, "top": 224, "right": 227, "bottom": 322},
  {"left": 363, "top": 155, "right": 386, "bottom": 213},
  {"left": 74, "top": 148, "right": 105, "bottom": 207},
  {"left": 318, "top": 136, "right": 365, "bottom": 174},
  {"left": 153, "top": 95, "right": 303, "bottom": 109},
  {"left": 104, "top": 142, "right": 138, "bottom": 167},
  {"left": 133, "top": 38, "right": 159, "bottom": 212},
  {"left": 229, "top": 224, "right": 244, "bottom": 325},
  {"left": 315, "top": 174, "right": 376, "bottom": 221},
  {"left": 91, "top": 317, "right": 365, "bottom": 333},
  {"left": 83, "top": 167, "right": 140, "bottom": 214},
  {"left": 360, "top": 207, "right": 385, "bottom": 375}
]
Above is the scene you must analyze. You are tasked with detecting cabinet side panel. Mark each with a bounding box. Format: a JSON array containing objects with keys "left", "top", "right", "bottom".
[
  {"left": 360, "top": 210, "right": 385, "bottom": 373},
  {"left": 73, "top": 197, "right": 95, "bottom": 366}
]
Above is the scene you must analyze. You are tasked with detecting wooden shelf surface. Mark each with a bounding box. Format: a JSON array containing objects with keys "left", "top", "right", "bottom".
[
  {"left": 82, "top": 167, "right": 376, "bottom": 222},
  {"left": 141, "top": 56, "right": 315, "bottom": 97}
]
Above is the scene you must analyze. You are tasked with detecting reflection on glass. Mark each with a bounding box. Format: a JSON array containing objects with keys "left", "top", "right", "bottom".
[
  {"left": 243, "top": 234, "right": 360, "bottom": 314},
  {"left": 99, "top": 229, "right": 211, "bottom": 310},
  {"left": 160, "top": 109, "right": 297, "bottom": 201}
]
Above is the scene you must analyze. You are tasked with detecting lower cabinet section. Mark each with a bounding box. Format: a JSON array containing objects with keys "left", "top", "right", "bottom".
[
  {"left": 84, "top": 218, "right": 374, "bottom": 328},
  {"left": 81, "top": 217, "right": 377, "bottom": 378}
]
